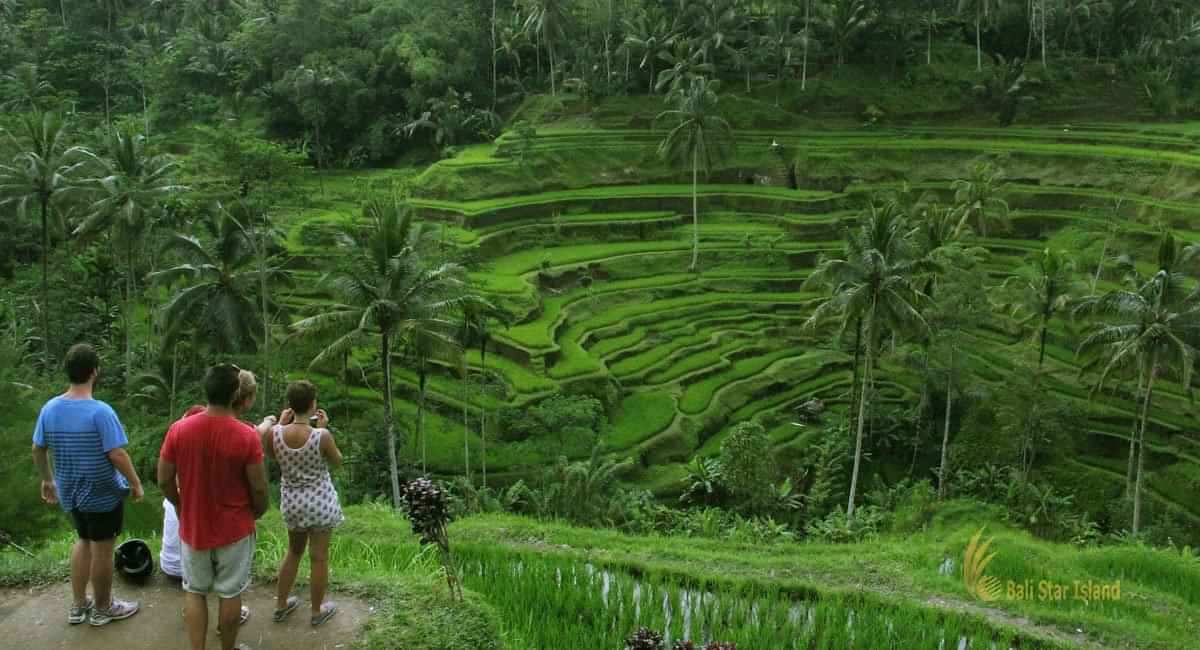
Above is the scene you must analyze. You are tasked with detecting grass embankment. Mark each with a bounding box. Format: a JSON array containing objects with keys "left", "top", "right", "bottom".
[
  {"left": 0, "top": 504, "right": 504, "bottom": 650},
  {"left": 452, "top": 509, "right": 1200, "bottom": 650}
]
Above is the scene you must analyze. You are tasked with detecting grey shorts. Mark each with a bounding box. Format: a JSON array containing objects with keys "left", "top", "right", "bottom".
[{"left": 180, "top": 533, "right": 255, "bottom": 599}]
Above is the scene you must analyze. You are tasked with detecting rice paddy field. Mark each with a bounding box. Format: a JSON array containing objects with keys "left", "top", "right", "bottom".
[
  {"left": 269, "top": 97, "right": 1200, "bottom": 532},
  {"left": 182, "top": 92, "right": 1200, "bottom": 649}
]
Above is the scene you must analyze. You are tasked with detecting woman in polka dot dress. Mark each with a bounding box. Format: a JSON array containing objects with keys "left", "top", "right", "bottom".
[{"left": 267, "top": 380, "right": 344, "bottom": 627}]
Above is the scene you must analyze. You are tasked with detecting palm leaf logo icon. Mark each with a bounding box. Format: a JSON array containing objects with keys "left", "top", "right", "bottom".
[{"left": 963, "top": 528, "right": 1002, "bottom": 602}]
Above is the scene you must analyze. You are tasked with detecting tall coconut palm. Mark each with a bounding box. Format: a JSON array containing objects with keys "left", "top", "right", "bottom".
[
  {"left": 760, "top": 7, "right": 803, "bottom": 105},
  {"left": 151, "top": 206, "right": 282, "bottom": 354},
  {"left": 76, "top": 129, "right": 182, "bottom": 382},
  {"left": 293, "top": 197, "right": 471, "bottom": 507},
  {"left": 523, "top": 0, "right": 567, "bottom": 96},
  {"left": 286, "top": 63, "right": 343, "bottom": 193},
  {"left": 407, "top": 322, "right": 462, "bottom": 475},
  {"left": 798, "top": 0, "right": 820, "bottom": 91},
  {"left": 821, "top": 0, "right": 875, "bottom": 67},
  {"left": 1001, "top": 248, "right": 1082, "bottom": 369},
  {"left": 623, "top": 10, "right": 676, "bottom": 93},
  {"left": 804, "top": 203, "right": 930, "bottom": 519},
  {"left": 656, "top": 76, "right": 735, "bottom": 272},
  {"left": 1078, "top": 268, "right": 1200, "bottom": 536},
  {"left": 655, "top": 40, "right": 717, "bottom": 94},
  {"left": 689, "top": 0, "right": 742, "bottom": 69},
  {"left": 457, "top": 298, "right": 507, "bottom": 477},
  {"left": 0, "top": 112, "right": 90, "bottom": 365},
  {"left": 952, "top": 162, "right": 1009, "bottom": 238},
  {"left": 958, "top": 0, "right": 998, "bottom": 71}
]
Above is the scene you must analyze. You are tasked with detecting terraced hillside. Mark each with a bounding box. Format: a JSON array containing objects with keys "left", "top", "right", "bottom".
[{"left": 276, "top": 105, "right": 1200, "bottom": 536}]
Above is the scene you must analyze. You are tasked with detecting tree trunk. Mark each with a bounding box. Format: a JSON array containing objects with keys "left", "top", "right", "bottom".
[
  {"left": 802, "top": 0, "right": 810, "bottom": 90},
  {"left": 847, "top": 343, "right": 872, "bottom": 519},
  {"left": 849, "top": 318, "right": 862, "bottom": 432},
  {"left": 59, "top": 0, "right": 67, "bottom": 26},
  {"left": 1093, "top": 231, "right": 1110, "bottom": 293},
  {"left": 39, "top": 198, "right": 50, "bottom": 366},
  {"left": 169, "top": 344, "right": 178, "bottom": 418},
  {"left": 548, "top": 30, "right": 557, "bottom": 96},
  {"left": 491, "top": 0, "right": 498, "bottom": 111},
  {"left": 125, "top": 236, "right": 134, "bottom": 389},
  {"left": 1126, "top": 369, "right": 1144, "bottom": 497},
  {"left": 1040, "top": 0, "right": 1047, "bottom": 68},
  {"left": 1133, "top": 357, "right": 1157, "bottom": 537},
  {"left": 976, "top": 12, "right": 982, "bottom": 72},
  {"left": 418, "top": 368, "right": 428, "bottom": 474},
  {"left": 1038, "top": 324, "right": 1047, "bottom": 368},
  {"left": 927, "top": 13, "right": 933, "bottom": 65},
  {"left": 1026, "top": 0, "right": 1034, "bottom": 60},
  {"left": 480, "top": 393, "right": 488, "bottom": 489},
  {"left": 315, "top": 121, "right": 324, "bottom": 195},
  {"left": 382, "top": 333, "right": 402, "bottom": 508},
  {"left": 938, "top": 348, "right": 954, "bottom": 500},
  {"left": 462, "top": 381, "right": 470, "bottom": 481},
  {"left": 690, "top": 149, "right": 699, "bottom": 272},
  {"left": 259, "top": 227, "right": 271, "bottom": 407},
  {"left": 649, "top": 60, "right": 655, "bottom": 94}
]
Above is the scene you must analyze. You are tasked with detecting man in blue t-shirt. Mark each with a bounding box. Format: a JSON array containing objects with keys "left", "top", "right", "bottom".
[{"left": 32, "top": 344, "right": 145, "bottom": 627}]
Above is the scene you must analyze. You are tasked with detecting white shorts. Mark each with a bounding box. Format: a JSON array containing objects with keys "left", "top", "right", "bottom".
[
  {"left": 160, "top": 499, "right": 182, "bottom": 578},
  {"left": 180, "top": 533, "right": 255, "bottom": 599}
]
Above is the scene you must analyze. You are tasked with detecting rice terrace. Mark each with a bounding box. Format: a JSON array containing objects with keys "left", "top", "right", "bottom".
[{"left": 2, "top": 1, "right": 1200, "bottom": 649}]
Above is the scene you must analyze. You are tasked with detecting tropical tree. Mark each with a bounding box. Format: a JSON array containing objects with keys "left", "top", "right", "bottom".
[
  {"left": 407, "top": 324, "right": 461, "bottom": 475},
  {"left": 1000, "top": 248, "right": 1082, "bottom": 369},
  {"left": 457, "top": 298, "right": 508, "bottom": 476},
  {"left": 821, "top": 0, "right": 875, "bottom": 66},
  {"left": 293, "top": 197, "right": 472, "bottom": 508},
  {"left": 760, "top": 7, "right": 803, "bottom": 104},
  {"left": 1078, "top": 266, "right": 1200, "bottom": 537},
  {"left": 0, "top": 64, "right": 55, "bottom": 112},
  {"left": 798, "top": 0, "right": 820, "bottom": 90},
  {"left": 958, "top": 0, "right": 998, "bottom": 71},
  {"left": 656, "top": 77, "right": 736, "bottom": 272},
  {"left": 655, "top": 40, "right": 716, "bottom": 94},
  {"left": 285, "top": 63, "right": 344, "bottom": 192},
  {"left": 76, "top": 129, "right": 182, "bottom": 382},
  {"left": 688, "top": 0, "right": 743, "bottom": 69},
  {"left": 952, "top": 162, "right": 1009, "bottom": 237},
  {"left": 0, "top": 112, "right": 90, "bottom": 365},
  {"left": 804, "top": 203, "right": 930, "bottom": 518},
  {"left": 623, "top": 9, "right": 676, "bottom": 93},
  {"left": 151, "top": 206, "right": 282, "bottom": 354},
  {"left": 523, "top": 0, "right": 567, "bottom": 96},
  {"left": 918, "top": 6, "right": 950, "bottom": 65}
]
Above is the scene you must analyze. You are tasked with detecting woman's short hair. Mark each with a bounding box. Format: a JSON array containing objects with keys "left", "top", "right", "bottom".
[{"left": 286, "top": 380, "right": 317, "bottom": 414}]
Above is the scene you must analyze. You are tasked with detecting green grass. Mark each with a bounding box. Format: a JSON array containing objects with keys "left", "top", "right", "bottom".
[{"left": 452, "top": 510, "right": 1200, "bottom": 650}]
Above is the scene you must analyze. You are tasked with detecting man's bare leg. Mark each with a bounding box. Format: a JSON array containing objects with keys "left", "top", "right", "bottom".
[
  {"left": 184, "top": 593, "right": 208, "bottom": 650},
  {"left": 89, "top": 538, "right": 116, "bottom": 609},
  {"left": 70, "top": 539, "right": 91, "bottom": 607},
  {"left": 218, "top": 596, "right": 242, "bottom": 650}
]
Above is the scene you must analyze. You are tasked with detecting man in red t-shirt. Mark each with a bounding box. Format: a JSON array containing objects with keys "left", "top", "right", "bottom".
[{"left": 158, "top": 364, "right": 271, "bottom": 650}]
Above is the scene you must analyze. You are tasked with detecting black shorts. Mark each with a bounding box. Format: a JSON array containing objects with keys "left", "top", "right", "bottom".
[{"left": 70, "top": 504, "right": 124, "bottom": 542}]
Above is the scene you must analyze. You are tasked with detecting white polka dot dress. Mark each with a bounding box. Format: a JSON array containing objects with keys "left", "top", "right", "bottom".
[{"left": 273, "top": 425, "right": 344, "bottom": 531}]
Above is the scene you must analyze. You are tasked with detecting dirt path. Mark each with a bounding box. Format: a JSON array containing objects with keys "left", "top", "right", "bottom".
[{"left": 0, "top": 575, "right": 373, "bottom": 650}]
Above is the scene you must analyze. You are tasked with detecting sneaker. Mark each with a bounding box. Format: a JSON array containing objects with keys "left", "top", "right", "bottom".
[
  {"left": 89, "top": 599, "right": 139, "bottom": 626},
  {"left": 216, "top": 606, "right": 250, "bottom": 636},
  {"left": 68, "top": 598, "right": 93, "bottom": 625},
  {"left": 311, "top": 602, "right": 337, "bottom": 627},
  {"left": 273, "top": 596, "right": 300, "bottom": 623}
]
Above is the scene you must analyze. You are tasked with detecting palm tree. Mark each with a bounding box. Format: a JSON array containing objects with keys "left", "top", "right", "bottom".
[
  {"left": 407, "top": 323, "right": 462, "bottom": 475},
  {"left": 821, "top": 0, "right": 875, "bottom": 67},
  {"left": 655, "top": 40, "right": 716, "bottom": 94},
  {"left": 1001, "top": 248, "right": 1081, "bottom": 369},
  {"left": 286, "top": 63, "right": 343, "bottom": 193},
  {"left": 952, "top": 162, "right": 1009, "bottom": 238},
  {"left": 225, "top": 199, "right": 289, "bottom": 406},
  {"left": 1078, "top": 268, "right": 1200, "bottom": 537},
  {"left": 523, "top": 0, "right": 566, "bottom": 96},
  {"left": 623, "top": 10, "right": 676, "bottom": 93},
  {"left": 919, "top": 6, "right": 950, "bottom": 65},
  {"left": 799, "top": 0, "right": 820, "bottom": 91},
  {"left": 0, "top": 112, "right": 90, "bottom": 365},
  {"left": 656, "top": 77, "right": 736, "bottom": 272},
  {"left": 0, "top": 64, "right": 55, "bottom": 112},
  {"left": 293, "top": 197, "right": 471, "bottom": 507},
  {"left": 689, "top": 0, "right": 742, "bottom": 69},
  {"left": 151, "top": 206, "right": 281, "bottom": 354},
  {"left": 76, "top": 129, "right": 182, "bottom": 382},
  {"left": 760, "top": 8, "right": 803, "bottom": 105},
  {"left": 457, "top": 299, "right": 507, "bottom": 477},
  {"left": 958, "top": 0, "right": 998, "bottom": 71},
  {"left": 804, "top": 203, "right": 930, "bottom": 519}
]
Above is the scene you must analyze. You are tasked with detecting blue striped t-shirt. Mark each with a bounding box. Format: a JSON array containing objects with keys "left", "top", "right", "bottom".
[{"left": 32, "top": 397, "right": 130, "bottom": 513}]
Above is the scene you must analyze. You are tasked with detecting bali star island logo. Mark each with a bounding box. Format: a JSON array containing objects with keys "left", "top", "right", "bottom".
[
  {"left": 963, "top": 529, "right": 1003, "bottom": 602},
  {"left": 961, "top": 528, "right": 1121, "bottom": 604}
]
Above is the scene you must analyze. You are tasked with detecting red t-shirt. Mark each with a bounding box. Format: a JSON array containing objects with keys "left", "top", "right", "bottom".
[{"left": 160, "top": 413, "right": 264, "bottom": 551}]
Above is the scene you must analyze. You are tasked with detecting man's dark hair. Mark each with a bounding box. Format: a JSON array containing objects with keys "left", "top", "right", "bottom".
[
  {"left": 286, "top": 380, "right": 318, "bottom": 414},
  {"left": 204, "top": 363, "right": 242, "bottom": 408},
  {"left": 64, "top": 344, "right": 99, "bottom": 384}
]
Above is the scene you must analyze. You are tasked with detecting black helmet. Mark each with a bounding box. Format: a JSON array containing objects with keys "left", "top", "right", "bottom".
[{"left": 115, "top": 539, "right": 154, "bottom": 582}]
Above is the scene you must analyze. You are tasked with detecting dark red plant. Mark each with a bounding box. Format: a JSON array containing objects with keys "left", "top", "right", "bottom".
[{"left": 625, "top": 627, "right": 664, "bottom": 650}]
